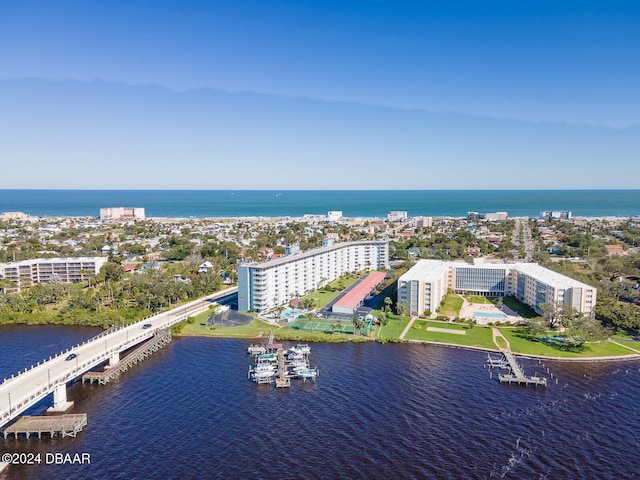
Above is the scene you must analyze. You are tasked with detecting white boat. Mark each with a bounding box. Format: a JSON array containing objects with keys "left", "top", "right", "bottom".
[
  {"left": 254, "top": 363, "right": 276, "bottom": 372},
  {"left": 298, "top": 367, "right": 318, "bottom": 379},
  {"left": 287, "top": 359, "right": 307, "bottom": 369},
  {"left": 257, "top": 353, "right": 277, "bottom": 362},
  {"left": 247, "top": 345, "right": 266, "bottom": 355},
  {"left": 287, "top": 350, "right": 304, "bottom": 361},
  {"left": 294, "top": 343, "right": 311, "bottom": 354},
  {"left": 252, "top": 369, "right": 276, "bottom": 380}
]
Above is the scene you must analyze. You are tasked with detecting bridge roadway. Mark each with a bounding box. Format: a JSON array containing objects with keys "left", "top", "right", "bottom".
[{"left": 0, "top": 287, "right": 237, "bottom": 429}]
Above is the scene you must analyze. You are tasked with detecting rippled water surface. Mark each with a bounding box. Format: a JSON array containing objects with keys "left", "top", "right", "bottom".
[{"left": 2, "top": 327, "right": 640, "bottom": 479}]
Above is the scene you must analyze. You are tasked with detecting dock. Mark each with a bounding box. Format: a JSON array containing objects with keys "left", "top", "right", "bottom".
[
  {"left": 2, "top": 414, "right": 87, "bottom": 439},
  {"left": 486, "top": 352, "right": 547, "bottom": 387},
  {"left": 82, "top": 329, "right": 172, "bottom": 385},
  {"left": 275, "top": 348, "right": 291, "bottom": 388},
  {"left": 247, "top": 337, "right": 317, "bottom": 387}
]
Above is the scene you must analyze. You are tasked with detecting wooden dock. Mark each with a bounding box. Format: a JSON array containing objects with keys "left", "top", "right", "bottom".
[
  {"left": 82, "top": 329, "right": 172, "bottom": 385},
  {"left": 497, "top": 373, "right": 547, "bottom": 387},
  {"left": 275, "top": 348, "right": 290, "bottom": 388},
  {"left": 3, "top": 414, "right": 87, "bottom": 439},
  {"left": 487, "top": 352, "right": 547, "bottom": 387}
]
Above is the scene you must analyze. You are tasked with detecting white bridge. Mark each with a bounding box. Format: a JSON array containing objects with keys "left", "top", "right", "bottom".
[{"left": 0, "top": 287, "right": 237, "bottom": 429}]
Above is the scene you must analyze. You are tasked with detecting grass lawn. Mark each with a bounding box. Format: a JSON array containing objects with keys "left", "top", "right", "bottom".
[
  {"left": 500, "top": 328, "right": 637, "bottom": 358},
  {"left": 404, "top": 320, "right": 496, "bottom": 349},
  {"left": 464, "top": 295, "right": 490, "bottom": 304},
  {"left": 296, "top": 276, "right": 359, "bottom": 309},
  {"left": 494, "top": 335, "right": 509, "bottom": 350},
  {"left": 378, "top": 315, "right": 411, "bottom": 340},
  {"left": 179, "top": 311, "right": 279, "bottom": 338},
  {"left": 610, "top": 338, "right": 640, "bottom": 352},
  {"left": 611, "top": 329, "right": 638, "bottom": 340},
  {"left": 438, "top": 294, "right": 463, "bottom": 316},
  {"left": 275, "top": 327, "right": 359, "bottom": 343},
  {"left": 496, "top": 296, "right": 538, "bottom": 319}
]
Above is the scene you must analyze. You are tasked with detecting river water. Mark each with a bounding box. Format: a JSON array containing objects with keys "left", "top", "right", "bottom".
[{"left": 1, "top": 326, "right": 639, "bottom": 479}]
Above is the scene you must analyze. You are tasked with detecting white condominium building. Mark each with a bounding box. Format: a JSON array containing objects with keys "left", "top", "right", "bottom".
[
  {"left": 398, "top": 260, "right": 596, "bottom": 318},
  {"left": 387, "top": 211, "right": 408, "bottom": 222},
  {"left": 0, "top": 257, "right": 109, "bottom": 292},
  {"left": 238, "top": 240, "right": 389, "bottom": 312},
  {"left": 100, "top": 207, "right": 146, "bottom": 220},
  {"left": 396, "top": 260, "right": 449, "bottom": 315}
]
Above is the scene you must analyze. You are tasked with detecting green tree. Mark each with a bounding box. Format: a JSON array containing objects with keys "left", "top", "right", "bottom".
[
  {"left": 101, "top": 262, "right": 126, "bottom": 283},
  {"left": 384, "top": 296, "right": 393, "bottom": 313}
]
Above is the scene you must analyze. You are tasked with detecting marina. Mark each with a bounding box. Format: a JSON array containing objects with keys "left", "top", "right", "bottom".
[{"left": 247, "top": 332, "right": 318, "bottom": 387}]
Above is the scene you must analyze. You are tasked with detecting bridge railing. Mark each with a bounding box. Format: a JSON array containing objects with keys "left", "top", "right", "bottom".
[{"left": 0, "top": 288, "right": 235, "bottom": 396}]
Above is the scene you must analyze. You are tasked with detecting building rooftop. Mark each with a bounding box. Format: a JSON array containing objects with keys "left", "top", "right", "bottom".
[
  {"left": 401, "top": 260, "right": 596, "bottom": 291},
  {"left": 399, "top": 260, "right": 449, "bottom": 282},
  {"left": 333, "top": 271, "right": 387, "bottom": 311},
  {"left": 0, "top": 257, "right": 108, "bottom": 268},
  {"left": 511, "top": 262, "right": 596, "bottom": 290},
  {"left": 240, "top": 240, "right": 388, "bottom": 270}
]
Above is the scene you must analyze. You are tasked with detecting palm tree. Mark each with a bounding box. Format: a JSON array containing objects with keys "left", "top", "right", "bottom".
[{"left": 384, "top": 296, "right": 393, "bottom": 313}]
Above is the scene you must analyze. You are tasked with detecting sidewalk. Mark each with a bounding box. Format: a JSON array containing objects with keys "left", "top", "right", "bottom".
[
  {"left": 492, "top": 327, "right": 511, "bottom": 351},
  {"left": 399, "top": 317, "right": 417, "bottom": 340}
]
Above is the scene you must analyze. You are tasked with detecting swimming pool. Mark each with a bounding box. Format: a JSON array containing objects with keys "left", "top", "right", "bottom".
[
  {"left": 281, "top": 309, "right": 302, "bottom": 319},
  {"left": 473, "top": 312, "right": 506, "bottom": 318}
]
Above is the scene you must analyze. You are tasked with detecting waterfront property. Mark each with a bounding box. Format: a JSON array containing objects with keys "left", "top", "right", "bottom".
[
  {"left": 0, "top": 256, "right": 108, "bottom": 292},
  {"left": 238, "top": 240, "right": 389, "bottom": 313},
  {"left": 398, "top": 259, "right": 597, "bottom": 318}
]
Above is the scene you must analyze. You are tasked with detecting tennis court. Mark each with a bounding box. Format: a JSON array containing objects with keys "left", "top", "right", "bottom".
[{"left": 289, "top": 317, "right": 371, "bottom": 335}]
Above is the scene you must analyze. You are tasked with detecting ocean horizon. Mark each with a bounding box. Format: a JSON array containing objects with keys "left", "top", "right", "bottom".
[{"left": 1, "top": 189, "right": 639, "bottom": 219}]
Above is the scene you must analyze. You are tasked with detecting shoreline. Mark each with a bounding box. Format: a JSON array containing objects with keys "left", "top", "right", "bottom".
[
  {"left": 2, "top": 213, "right": 636, "bottom": 223},
  {"left": 174, "top": 330, "right": 640, "bottom": 363}
]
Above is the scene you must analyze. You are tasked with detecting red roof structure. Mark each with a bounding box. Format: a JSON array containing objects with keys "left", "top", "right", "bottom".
[{"left": 332, "top": 271, "right": 386, "bottom": 314}]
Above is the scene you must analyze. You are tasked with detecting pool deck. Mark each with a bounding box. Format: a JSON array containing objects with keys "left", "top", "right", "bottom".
[{"left": 458, "top": 298, "right": 522, "bottom": 325}]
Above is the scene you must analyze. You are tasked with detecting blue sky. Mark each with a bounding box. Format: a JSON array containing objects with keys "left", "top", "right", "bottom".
[{"left": 1, "top": 1, "right": 639, "bottom": 189}]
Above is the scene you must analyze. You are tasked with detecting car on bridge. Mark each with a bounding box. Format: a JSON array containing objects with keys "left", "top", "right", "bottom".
[
  {"left": 142, "top": 323, "right": 152, "bottom": 329},
  {"left": 65, "top": 353, "right": 77, "bottom": 361}
]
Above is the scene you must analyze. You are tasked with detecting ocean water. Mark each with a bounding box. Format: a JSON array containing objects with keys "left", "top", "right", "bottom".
[
  {"left": 2, "top": 326, "right": 640, "bottom": 479},
  {"left": 0, "top": 190, "right": 639, "bottom": 218}
]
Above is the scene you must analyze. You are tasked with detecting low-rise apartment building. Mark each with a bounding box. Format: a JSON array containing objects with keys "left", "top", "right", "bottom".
[
  {"left": 398, "top": 260, "right": 596, "bottom": 318},
  {"left": 0, "top": 257, "right": 109, "bottom": 291}
]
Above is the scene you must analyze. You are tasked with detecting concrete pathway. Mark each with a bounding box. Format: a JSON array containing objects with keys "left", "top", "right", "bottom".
[
  {"left": 399, "top": 317, "right": 417, "bottom": 340},
  {"left": 492, "top": 327, "right": 511, "bottom": 351},
  {"left": 611, "top": 340, "right": 640, "bottom": 354}
]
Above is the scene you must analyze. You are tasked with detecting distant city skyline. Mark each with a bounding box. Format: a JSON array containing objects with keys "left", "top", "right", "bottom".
[{"left": 1, "top": 1, "right": 639, "bottom": 189}]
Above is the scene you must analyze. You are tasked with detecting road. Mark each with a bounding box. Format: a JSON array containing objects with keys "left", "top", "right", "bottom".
[
  {"left": 0, "top": 287, "right": 237, "bottom": 428},
  {"left": 513, "top": 218, "right": 534, "bottom": 261}
]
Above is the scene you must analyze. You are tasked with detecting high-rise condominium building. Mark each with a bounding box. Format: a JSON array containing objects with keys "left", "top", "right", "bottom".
[{"left": 238, "top": 240, "right": 389, "bottom": 312}]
